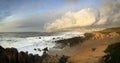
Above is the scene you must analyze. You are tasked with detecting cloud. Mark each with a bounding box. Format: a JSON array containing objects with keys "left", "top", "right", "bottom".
[
  {"left": 96, "top": 0, "right": 120, "bottom": 27},
  {"left": 45, "top": 8, "right": 99, "bottom": 32},
  {"left": 45, "top": 0, "right": 120, "bottom": 32},
  {"left": 0, "top": 18, "right": 46, "bottom": 32},
  {"left": 0, "top": 12, "right": 62, "bottom": 32},
  {"left": 1, "top": 0, "right": 120, "bottom": 32}
]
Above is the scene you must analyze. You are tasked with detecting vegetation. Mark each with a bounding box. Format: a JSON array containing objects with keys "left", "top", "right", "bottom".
[
  {"left": 103, "top": 42, "right": 120, "bottom": 63},
  {"left": 99, "top": 27, "right": 120, "bottom": 34}
]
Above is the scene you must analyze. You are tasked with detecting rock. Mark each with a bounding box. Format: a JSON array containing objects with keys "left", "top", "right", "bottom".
[
  {"left": 0, "top": 46, "right": 69, "bottom": 63},
  {"left": 109, "top": 32, "right": 119, "bottom": 38},
  {"left": 59, "top": 55, "right": 69, "bottom": 63},
  {"left": 18, "top": 51, "right": 28, "bottom": 63},
  {"left": 42, "top": 47, "right": 49, "bottom": 52},
  {"left": 84, "top": 33, "right": 94, "bottom": 40},
  {"left": 55, "top": 37, "right": 84, "bottom": 47},
  {"left": 91, "top": 48, "right": 96, "bottom": 51},
  {"left": 5, "top": 48, "right": 18, "bottom": 63},
  {"left": 0, "top": 46, "right": 8, "bottom": 63}
]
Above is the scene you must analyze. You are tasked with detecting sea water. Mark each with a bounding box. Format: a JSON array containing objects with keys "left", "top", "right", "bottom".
[{"left": 0, "top": 32, "right": 84, "bottom": 56}]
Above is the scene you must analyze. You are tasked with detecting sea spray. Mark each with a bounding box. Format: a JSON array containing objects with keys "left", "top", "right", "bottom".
[{"left": 0, "top": 32, "right": 84, "bottom": 56}]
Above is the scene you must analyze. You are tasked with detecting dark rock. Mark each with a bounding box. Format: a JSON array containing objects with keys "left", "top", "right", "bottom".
[
  {"left": 84, "top": 33, "right": 94, "bottom": 40},
  {"left": 39, "top": 37, "right": 41, "bottom": 39},
  {"left": 59, "top": 55, "right": 69, "bottom": 63},
  {"left": 18, "top": 51, "right": 28, "bottom": 63},
  {"left": 0, "top": 46, "right": 8, "bottom": 63},
  {"left": 91, "top": 48, "right": 96, "bottom": 51},
  {"left": 53, "top": 38, "right": 55, "bottom": 40},
  {"left": 0, "top": 46, "right": 69, "bottom": 63},
  {"left": 42, "top": 47, "right": 48, "bottom": 52},
  {"left": 55, "top": 37, "right": 84, "bottom": 47},
  {"left": 38, "top": 48, "right": 41, "bottom": 52},
  {"left": 28, "top": 54, "right": 34, "bottom": 63},
  {"left": 34, "top": 48, "right": 37, "bottom": 51},
  {"left": 5, "top": 48, "right": 18, "bottom": 63},
  {"left": 34, "top": 54, "right": 42, "bottom": 63}
]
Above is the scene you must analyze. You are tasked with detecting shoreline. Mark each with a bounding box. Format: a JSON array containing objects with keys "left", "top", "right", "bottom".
[{"left": 0, "top": 28, "right": 120, "bottom": 63}]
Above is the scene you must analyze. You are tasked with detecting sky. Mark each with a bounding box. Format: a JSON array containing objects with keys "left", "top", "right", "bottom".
[{"left": 0, "top": 0, "right": 119, "bottom": 32}]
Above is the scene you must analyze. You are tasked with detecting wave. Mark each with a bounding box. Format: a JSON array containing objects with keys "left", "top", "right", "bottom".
[{"left": 0, "top": 32, "right": 84, "bottom": 56}]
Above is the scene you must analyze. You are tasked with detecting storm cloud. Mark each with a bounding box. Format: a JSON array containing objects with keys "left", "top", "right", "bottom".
[
  {"left": 0, "top": 0, "right": 120, "bottom": 32},
  {"left": 45, "top": 0, "right": 120, "bottom": 32},
  {"left": 0, "top": 12, "right": 62, "bottom": 32}
]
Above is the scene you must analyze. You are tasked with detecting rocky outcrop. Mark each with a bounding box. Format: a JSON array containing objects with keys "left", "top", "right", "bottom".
[
  {"left": 0, "top": 46, "right": 69, "bottom": 63},
  {"left": 55, "top": 36, "right": 84, "bottom": 48},
  {"left": 0, "top": 46, "right": 8, "bottom": 63},
  {"left": 92, "top": 32, "right": 106, "bottom": 40},
  {"left": 84, "top": 33, "right": 94, "bottom": 40},
  {"left": 109, "top": 32, "right": 120, "bottom": 38},
  {"left": 5, "top": 48, "right": 18, "bottom": 63},
  {"left": 86, "top": 32, "right": 120, "bottom": 40}
]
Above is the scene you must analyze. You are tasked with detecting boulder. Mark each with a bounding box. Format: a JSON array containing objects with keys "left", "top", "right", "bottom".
[{"left": 5, "top": 48, "right": 18, "bottom": 63}]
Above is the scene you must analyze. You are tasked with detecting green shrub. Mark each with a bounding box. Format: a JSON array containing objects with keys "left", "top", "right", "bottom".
[{"left": 104, "top": 42, "right": 120, "bottom": 63}]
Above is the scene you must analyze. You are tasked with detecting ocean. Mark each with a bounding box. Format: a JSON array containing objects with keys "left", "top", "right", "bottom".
[{"left": 0, "top": 32, "right": 84, "bottom": 56}]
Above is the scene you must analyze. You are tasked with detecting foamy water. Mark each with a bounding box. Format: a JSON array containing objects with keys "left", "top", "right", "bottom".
[{"left": 0, "top": 32, "right": 84, "bottom": 56}]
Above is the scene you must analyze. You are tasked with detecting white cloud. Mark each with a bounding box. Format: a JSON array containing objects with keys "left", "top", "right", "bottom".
[
  {"left": 45, "top": 0, "right": 120, "bottom": 32},
  {"left": 45, "top": 8, "right": 99, "bottom": 32}
]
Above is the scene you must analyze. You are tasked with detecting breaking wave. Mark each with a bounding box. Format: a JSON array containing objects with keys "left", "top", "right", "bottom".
[{"left": 0, "top": 32, "right": 84, "bottom": 56}]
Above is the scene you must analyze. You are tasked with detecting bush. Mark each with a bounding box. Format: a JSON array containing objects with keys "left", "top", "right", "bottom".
[{"left": 103, "top": 42, "right": 120, "bottom": 63}]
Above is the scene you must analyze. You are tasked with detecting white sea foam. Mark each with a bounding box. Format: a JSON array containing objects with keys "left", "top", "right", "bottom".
[{"left": 0, "top": 32, "right": 84, "bottom": 56}]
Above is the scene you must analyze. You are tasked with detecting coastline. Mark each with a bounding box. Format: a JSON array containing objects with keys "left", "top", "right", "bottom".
[{"left": 0, "top": 27, "right": 120, "bottom": 63}]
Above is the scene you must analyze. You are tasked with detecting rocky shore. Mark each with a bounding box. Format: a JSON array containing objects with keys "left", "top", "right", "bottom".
[
  {"left": 0, "top": 27, "right": 120, "bottom": 63},
  {"left": 0, "top": 46, "right": 69, "bottom": 63}
]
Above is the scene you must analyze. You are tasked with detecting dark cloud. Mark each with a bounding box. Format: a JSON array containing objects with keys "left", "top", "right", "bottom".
[
  {"left": 0, "top": 11, "right": 63, "bottom": 32},
  {"left": 99, "top": 0, "right": 120, "bottom": 27}
]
